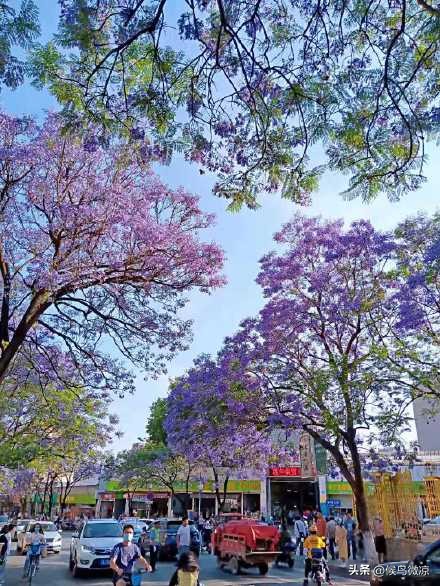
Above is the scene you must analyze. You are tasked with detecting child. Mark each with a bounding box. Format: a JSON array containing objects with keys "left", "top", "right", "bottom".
[{"left": 169, "top": 551, "right": 200, "bottom": 586}]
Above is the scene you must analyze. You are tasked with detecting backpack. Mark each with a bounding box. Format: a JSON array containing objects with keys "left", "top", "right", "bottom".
[
  {"left": 190, "top": 526, "right": 200, "bottom": 547},
  {"left": 177, "top": 569, "right": 199, "bottom": 586}
]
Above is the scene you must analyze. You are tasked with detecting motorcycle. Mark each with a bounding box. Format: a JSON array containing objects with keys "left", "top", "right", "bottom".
[
  {"left": 310, "top": 548, "right": 326, "bottom": 586},
  {"left": 275, "top": 541, "right": 295, "bottom": 568}
]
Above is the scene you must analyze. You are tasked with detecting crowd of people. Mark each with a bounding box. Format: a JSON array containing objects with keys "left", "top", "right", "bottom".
[
  {"left": 277, "top": 508, "right": 387, "bottom": 564},
  {"left": 0, "top": 508, "right": 387, "bottom": 585}
]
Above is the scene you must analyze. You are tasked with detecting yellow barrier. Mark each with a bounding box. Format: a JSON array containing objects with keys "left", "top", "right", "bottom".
[
  {"left": 424, "top": 477, "right": 440, "bottom": 518},
  {"left": 367, "top": 472, "right": 421, "bottom": 540}
]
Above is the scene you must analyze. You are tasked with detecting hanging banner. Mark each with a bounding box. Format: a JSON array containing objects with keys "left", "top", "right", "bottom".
[
  {"left": 300, "top": 433, "right": 317, "bottom": 477},
  {"left": 314, "top": 443, "right": 328, "bottom": 474},
  {"left": 318, "top": 475, "right": 327, "bottom": 504}
]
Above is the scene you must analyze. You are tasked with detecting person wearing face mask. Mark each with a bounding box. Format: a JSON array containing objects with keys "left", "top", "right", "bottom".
[
  {"left": 23, "top": 523, "right": 46, "bottom": 578},
  {"left": 110, "top": 524, "right": 151, "bottom": 586}
]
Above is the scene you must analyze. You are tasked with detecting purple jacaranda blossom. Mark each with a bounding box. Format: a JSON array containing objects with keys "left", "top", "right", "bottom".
[
  {"left": 171, "top": 214, "right": 412, "bottom": 542},
  {"left": 0, "top": 110, "right": 225, "bottom": 394},
  {"left": 394, "top": 213, "right": 440, "bottom": 335}
]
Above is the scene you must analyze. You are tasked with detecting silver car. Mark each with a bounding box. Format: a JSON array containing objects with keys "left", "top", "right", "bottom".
[
  {"left": 12, "top": 518, "right": 33, "bottom": 542},
  {"left": 69, "top": 519, "right": 123, "bottom": 577},
  {"left": 17, "top": 521, "right": 62, "bottom": 554}
]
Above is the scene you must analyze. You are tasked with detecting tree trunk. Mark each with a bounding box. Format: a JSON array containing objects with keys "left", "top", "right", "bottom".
[
  {"left": 307, "top": 430, "right": 378, "bottom": 563},
  {"left": 60, "top": 480, "right": 72, "bottom": 514},
  {"left": 41, "top": 478, "right": 49, "bottom": 516},
  {"left": 221, "top": 475, "right": 229, "bottom": 512},
  {"left": 353, "top": 479, "right": 377, "bottom": 563},
  {"left": 48, "top": 479, "right": 54, "bottom": 518},
  {"left": 212, "top": 468, "right": 229, "bottom": 513},
  {"left": 0, "top": 260, "right": 10, "bottom": 345},
  {"left": 349, "top": 439, "right": 378, "bottom": 564},
  {"left": 0, "top": 292, "right": 50, "bottom": 383}
]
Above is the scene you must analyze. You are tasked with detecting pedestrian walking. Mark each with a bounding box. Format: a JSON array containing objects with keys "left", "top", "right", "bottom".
[
  {"left": 373, "top": 516, "right": 387, "bottom": 563},
  {"left": 292, "top": 515, "right": 308, "bottom": 556},
  {"left": 149, "top": 522, "right": 160, "bottom": 571},
  {"left": 326, "top": 516, "right": 337, "bottom": 560},
  {"left": 335, "top": 522, "right": 348, "bottom": 563},
  {"left": 343, "top": 512, "right": 357, "bottom": 560},
  {"left": 169, "top": 551, "right": 200, "bottom": 586},
  {"left": 0, "top": 525, "right": 13, "bottom": 586},
  {"left": 201, "top": 518, "right": 213, "bottom": 553},
  {"left": 138, "top": 526, "right": 149, "bottom": 558},
  {"left": 176, "top": 517, "right": 191, "bottom": 556},
  {"left": 316, "top": 512, "right": 327, "bottom": 558},
  {"left": 356, "top": 530, "right": 365, "bottom": 561}
]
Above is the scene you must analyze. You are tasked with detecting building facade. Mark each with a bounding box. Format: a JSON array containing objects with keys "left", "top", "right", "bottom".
[{"left": 414, "top": 398, "right": 440, "bottom": 451}]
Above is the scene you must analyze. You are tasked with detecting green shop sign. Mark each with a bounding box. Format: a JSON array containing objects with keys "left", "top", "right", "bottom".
[
  {"left": 105, "top": 479, "right": 261, "bottom": 494},
  {"left": 65, "top": 493, "right": 97, "bottom": 506},
  {"left": 326, "top": 481, "right": 353, "bottom": 495},
  {"left": 327, "top": 480, "right": 424, "bottom": 496}
]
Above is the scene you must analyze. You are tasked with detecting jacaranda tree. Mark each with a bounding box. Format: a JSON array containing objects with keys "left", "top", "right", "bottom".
[
  {"left": 393, "top": 213, "right": 440, "bottom": 401},
  {"left": 0, "top": 111, "right": 225, "bottom": 394},
  {"left": 32, "top": 0, "right": 440, "bottom": 207},
  {"left": 175, "top": 215, "right": 422, "bottom": 560},
  {"left": 166, "top": 354, "right": 293, "bottom": 512}
]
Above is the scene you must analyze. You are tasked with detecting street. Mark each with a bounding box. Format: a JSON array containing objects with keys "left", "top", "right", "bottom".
[{"left": 4, "top": 534, "right": 368, "bottom": 586}]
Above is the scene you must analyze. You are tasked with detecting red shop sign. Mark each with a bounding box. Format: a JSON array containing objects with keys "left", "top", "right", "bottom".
[{"left": 269, "top": 467, "right": 302, "bottom": 477}]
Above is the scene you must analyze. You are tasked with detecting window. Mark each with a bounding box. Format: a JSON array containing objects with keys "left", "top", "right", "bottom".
[
  {"left": 426, "top": 547, "right": 440, "bottom": 564},
  {"left": 30, "top": 523, "right": 57, "bottom": 532},
  {"left": 82, "top": 523, "right": 123, "bottom": 538}
]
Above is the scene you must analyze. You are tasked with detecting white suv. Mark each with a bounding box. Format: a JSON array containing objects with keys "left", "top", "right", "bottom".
[{"left": 69, "top": 519, "right": 123, "bottom": 577}]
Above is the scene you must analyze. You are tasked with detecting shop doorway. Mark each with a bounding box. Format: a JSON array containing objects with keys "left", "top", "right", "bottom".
[{"left": 270, "top": 480, "right": 317, "bottom": 519}]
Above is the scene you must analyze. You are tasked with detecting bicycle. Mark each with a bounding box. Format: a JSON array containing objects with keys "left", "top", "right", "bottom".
[
  {"left": 115, "top": 569, "right": 146, "bottom": 586},
  {"left": 24, "top": 544, "right": 42, "bottom": 585}
]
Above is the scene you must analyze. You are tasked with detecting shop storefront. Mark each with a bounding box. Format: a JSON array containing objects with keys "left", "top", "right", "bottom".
[
  {"left": 96, "top": 492, "right": 117, "bottom": 519},
  {"left": 126, "top": 492, "right": 169, "bottom": 518},
  {"left": 268, "top": 467, "right": 318, "bottom": 517},
  {"left": 64, "top": 493, "right": 97, "bottom": 519},
  {"left": 97, "top": 478, "right": 262, "bottom": 519}
]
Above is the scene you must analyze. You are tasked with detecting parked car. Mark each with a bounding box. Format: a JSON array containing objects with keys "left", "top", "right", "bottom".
[
  {"left": 61, "top": 519, "right": 76, "bottom": 531},
  {"left": 11, "top": 518, "right": 33, "bottom": 542},
  {"left": 422, "top": 517, "right": 440, "bottom": 540},
  {"left": 424, "top": 516, "right": 440, "bottom": 527},
  {"left": 370, "top": 538, "right": 440, "bottom": 585},
  {"left": 17, "top": 521, "right": 62, "bottom": 554},
  {"left": 0, "top": 515, "right": 9, "bottom": 527},
  {"left": 69, "top": 518, "right": 123, "bottom": 577},
  {"left": 119, "top": 519, "right": 147, "bottom": 542}
]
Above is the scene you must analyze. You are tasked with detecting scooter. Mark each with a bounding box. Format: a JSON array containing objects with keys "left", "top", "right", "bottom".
[
  {"left": 275, "top": 541, "right": 295, "bottom": 568},
  {"left": 310, "top": 549, "right": 326, "bottom": 586}
]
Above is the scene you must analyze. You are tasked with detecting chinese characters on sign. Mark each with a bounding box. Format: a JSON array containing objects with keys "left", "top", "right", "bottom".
[
  {"left": 269, "top": 467, "right": 301, "bottom": 477},
  {"left": 348, "top": 564, "right": 430, "bottom": 577}
]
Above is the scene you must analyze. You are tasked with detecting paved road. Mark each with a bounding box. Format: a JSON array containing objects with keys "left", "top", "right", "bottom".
[{"left": 4, "top": 535, "right": 368, "bottom": 586}]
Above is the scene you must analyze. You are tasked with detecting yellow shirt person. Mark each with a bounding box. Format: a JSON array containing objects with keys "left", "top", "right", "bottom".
[{"left": 303, "top": 534, "right": 325, "bottom": 559}]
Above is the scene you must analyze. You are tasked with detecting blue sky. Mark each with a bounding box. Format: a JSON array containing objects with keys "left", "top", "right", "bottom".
[{"left": 2, "top": 2, "right": 439, "bottom": 449}]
